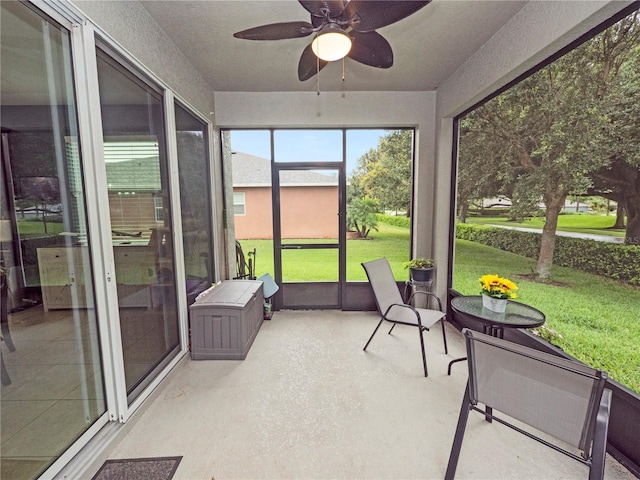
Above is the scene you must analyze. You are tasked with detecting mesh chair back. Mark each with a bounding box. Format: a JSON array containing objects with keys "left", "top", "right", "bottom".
[
  {"left": 361, "top": 258, "right": 404, "bottom": 314},
  {"left": 465, "top": 329, "right": 607, "bottom": 452}
]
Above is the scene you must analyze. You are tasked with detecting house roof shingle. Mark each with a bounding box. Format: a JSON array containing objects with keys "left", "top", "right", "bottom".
[{"left": 231, "top": 151, "right": 338, "bottom": 187}]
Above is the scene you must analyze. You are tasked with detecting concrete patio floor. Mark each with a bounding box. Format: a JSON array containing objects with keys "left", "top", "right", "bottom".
[{"left": 98, "top": 310, "right": 634, "bottom": 479}]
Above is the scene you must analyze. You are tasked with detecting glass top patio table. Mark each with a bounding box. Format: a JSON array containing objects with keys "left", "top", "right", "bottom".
[
  {"left": 447, "top": 296, "right": 545, "bottom": 376},
  {"left": 451, "top": 295, "right": 546, "bottom": 332}
]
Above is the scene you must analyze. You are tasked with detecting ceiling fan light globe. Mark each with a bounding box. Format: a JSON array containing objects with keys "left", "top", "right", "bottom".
[{"left": 311, "top": 31, "right": 352, "bottom": 61}]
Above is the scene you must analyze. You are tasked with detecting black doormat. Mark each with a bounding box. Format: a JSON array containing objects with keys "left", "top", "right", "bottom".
[{"left": 92, "top": 456, "right": 182, "bottom": 480}]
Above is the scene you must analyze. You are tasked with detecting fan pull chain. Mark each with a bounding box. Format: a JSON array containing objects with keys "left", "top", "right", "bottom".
[
  {"left": 317, "top": 52, "right": 321, "bottom": 95},
  {"left": 342, "top": 57, "right": 345, "bottom": 82}
]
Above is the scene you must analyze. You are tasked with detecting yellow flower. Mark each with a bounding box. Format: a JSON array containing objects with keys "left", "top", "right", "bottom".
[{"left": 479, "top": 274, "right": 518, "bottom": 299}]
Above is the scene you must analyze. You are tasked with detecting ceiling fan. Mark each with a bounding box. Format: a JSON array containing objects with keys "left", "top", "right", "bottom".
[{"left": 233, "top": 0, "right": 431, "bottom": 81}]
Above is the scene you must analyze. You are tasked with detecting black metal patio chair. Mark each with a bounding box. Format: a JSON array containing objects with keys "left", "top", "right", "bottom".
[
  {"left": 361, "top": 257, "right": 448, "bottom": 377},
  {"left": 445, "top": 328, "right": 612, "bottom": 480}
]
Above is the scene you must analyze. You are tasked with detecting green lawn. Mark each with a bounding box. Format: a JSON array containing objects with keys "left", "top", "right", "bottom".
[
  {"left": 468, "top": 213, "right": 626, "bottom": 238},
  {"left": 240, "top": 223, "right": 410, "bottom": 281},
  {"left": 241, "top": 222, "right": 640, "bottom": 392},
  {"left": 16, "top": 219, "right": 64, "bottom": 237},
  {"left": 453, "top": 239, "right": 640, "bottom": 392}
]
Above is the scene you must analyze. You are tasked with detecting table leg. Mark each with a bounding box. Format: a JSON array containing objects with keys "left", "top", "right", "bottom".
[{"left": 485, "top": 405, "right": 493, "bottom": 423}]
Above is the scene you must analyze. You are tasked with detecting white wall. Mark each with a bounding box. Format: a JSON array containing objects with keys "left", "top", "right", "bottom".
[
  {"left": 215, "top": 90, "right": 437, "bottom": 264},
  {"left": 72, "top": 0, "right": 214, "bottom": 115},
  {"left": 432, "top": 0, "right": 634, "bottom": 297}
]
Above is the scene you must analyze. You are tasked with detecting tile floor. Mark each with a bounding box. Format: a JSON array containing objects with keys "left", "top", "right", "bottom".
[
  {"left": 1, "top": 307, "right": 105, "bottom": 479},
  {"left": 1, "top": 303, "right": 174, "bottom": 480}
]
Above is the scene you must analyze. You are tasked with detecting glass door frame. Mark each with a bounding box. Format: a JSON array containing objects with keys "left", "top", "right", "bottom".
[
  {"left": 225, "top": 127, "right": 416, "bottom": 311},
  {"left": 272, "top": 157, "right": 347, "bottom": 309}
]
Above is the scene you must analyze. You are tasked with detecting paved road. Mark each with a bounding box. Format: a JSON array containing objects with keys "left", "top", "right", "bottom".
[{"left": 490, "top": 225, "right": 624, "bottom": 244}]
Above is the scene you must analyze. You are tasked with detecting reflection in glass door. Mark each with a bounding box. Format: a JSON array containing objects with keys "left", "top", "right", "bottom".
[
  {"left": 174, "top": 104, "right": 214, "bottom": 304},
  {"left": 96, "top": 48, "right": 180, "bottom": 402}
]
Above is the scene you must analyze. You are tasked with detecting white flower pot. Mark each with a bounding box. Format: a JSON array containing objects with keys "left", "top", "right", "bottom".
[{"left": 482, "top": 294, "right": 507, "bottom": 313}]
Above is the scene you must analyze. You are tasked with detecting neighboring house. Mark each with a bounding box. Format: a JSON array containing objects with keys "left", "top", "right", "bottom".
[
  {"left": 232, "top": 152, "right": 338, "bottom": 239},
  {"left": 482, "top": 196, "right": 512, "bottom": 208},
  {"left": 562, "top": 200, "right": 591, "bottom": 213},
  {"left": 483, "top": 196, "right": 592, "bottom": 213}
]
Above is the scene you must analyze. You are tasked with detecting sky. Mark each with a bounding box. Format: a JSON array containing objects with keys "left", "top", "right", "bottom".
[{"left": 229, "top": 129, "right": 391, "bottom": 176}]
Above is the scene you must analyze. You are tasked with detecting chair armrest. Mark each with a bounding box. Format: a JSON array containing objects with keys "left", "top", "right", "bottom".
[
  {"left": 408, "top": 291, "right": 443, "bottom": 311},
  {"left": 383, "top": 302, "right": 425, "bottom": 326},
  {"left": 590, "top": 388, "right": 612, "bottom": 480}
]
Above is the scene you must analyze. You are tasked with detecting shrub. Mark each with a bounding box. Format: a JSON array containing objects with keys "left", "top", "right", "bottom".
[
  {"left": 376, "top": 213, "right": 410, "bottom": 229},
  {"left": 456, "top": 223, "right": 640, "bottom": 285}
]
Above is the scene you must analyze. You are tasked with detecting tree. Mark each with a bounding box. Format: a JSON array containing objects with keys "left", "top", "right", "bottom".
[
  {"left": 347, "top": 148, "right": 379, "bottom": 205},
  {"left": 366, "top": 130, "right": 413, "bottom": 214},
  {"left": 458, "top": 11, "right": 640, "bottom": 279},
  {"left": 457, "top": 116, "right": 512, "bottom": 222},
  {"left": 588, "top": 24, "right": 640, "bottom": 244},
  {"left": 347, "top": 196, "right": 379, "bottom": 239},
  {"left": 348, "top": 130, "right": 413, "bottom": 215}
]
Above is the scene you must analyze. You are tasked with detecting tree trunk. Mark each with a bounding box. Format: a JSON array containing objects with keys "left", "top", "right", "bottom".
[
  {"left": 458, "top": 202, "right": 469, "bottom": 223},
  {"left": 41, "top": 204, "right": 48, "bottom": 234},
  {"left": 536, "top": 190, "right": 567, "bottom": 281},
  {"left": 624, "top": 194, "right": 640, "bottom": 245},
  {"left": 613, "top": 201, "right": 626, "bottom": 229}
]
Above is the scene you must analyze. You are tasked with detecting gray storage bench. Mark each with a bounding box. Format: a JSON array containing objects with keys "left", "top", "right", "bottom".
[{"left": 189, "top": 280, "right": 264, "bottom": 360}]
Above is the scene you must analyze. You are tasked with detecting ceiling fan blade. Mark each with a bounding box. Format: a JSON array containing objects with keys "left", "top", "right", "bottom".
[
  {"left": 298, "top": 44, "right": 328, "bottom": 81},
  {"left": 347, "top": 31, "right": 393, "bottom": 68},
  {"left": 233, "top": 21, "right": 313, "bottom": 40},
  {"left": 342, "top": 1, "right": 431, "bottom": 32},
  {"left": 298, "top": 0, "right": 346, "bottom": 18}
]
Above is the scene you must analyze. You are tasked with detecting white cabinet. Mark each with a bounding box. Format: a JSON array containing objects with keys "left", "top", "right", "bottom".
[
  {"left": 37, "top": 247, "right": 94, "bottom": 311},
  {"left": 38, "top": 246, "right": 157, "bottom": 310}
]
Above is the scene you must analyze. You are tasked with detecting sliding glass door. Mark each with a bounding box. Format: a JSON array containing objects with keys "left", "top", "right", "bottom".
[
  {"left": 95, "top": 48, "right": 180, "bottom": 402},
  {"left": 1, "top": 4, "right": 106, "bottom": 478}
]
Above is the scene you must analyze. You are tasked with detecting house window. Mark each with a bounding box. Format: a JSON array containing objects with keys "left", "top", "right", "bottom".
[
  {"left": 154, "top": 196, "right": 164, "bottom": 222},
  {"left": 233, "top": 192, "right": 245, "bottom": 215}
]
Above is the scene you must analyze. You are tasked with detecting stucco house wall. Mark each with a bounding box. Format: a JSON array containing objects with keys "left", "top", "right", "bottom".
[
  {"left": 280, "top": 186, "right": 338, "bottom": 239},
  {"left": 234, "top": 187, "right": 273, "bottom": 239},
  {"left": 232, "top": 152, "right": 339, "bottom": 240},
  {"left": 235, "top": 185, "right": 338, "bottom": 240}
]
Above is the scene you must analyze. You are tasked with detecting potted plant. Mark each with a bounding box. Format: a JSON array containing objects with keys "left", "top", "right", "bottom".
[
  {"left": 403, "top": 257, "right": 435, "bottom": 284},
  {"left": 479, "top": 274, "right": 518, "bottom": 312}
]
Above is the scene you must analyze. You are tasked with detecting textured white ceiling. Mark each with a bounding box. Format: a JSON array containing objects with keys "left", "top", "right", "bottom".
[{"left": 140, "top": 0, "right": 529, "bottom": 92}]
